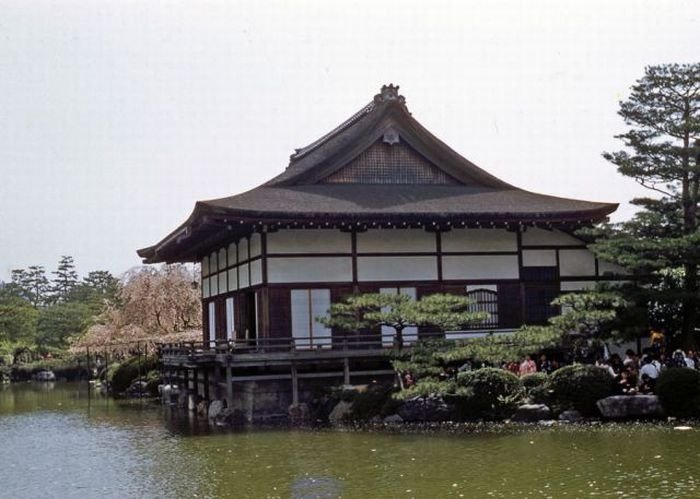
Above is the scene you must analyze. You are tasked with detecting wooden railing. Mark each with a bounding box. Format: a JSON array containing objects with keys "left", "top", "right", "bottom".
[{"left": 157, "top": 329, "right": 518, "bottom": 359}]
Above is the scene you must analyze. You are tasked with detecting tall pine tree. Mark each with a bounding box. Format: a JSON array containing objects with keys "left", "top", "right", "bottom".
[
  {"left": 51, "top": 256, "right": 79, "bottom": 303},
  {"left": 10, "top": 266, "right": 50, "bottom": 308},
  {"left": 597, "top": 63, "right": 700, "bottom": 346}
]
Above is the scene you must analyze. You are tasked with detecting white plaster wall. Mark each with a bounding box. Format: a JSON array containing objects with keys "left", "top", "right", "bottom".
[
  {"left": 356, "top": 229, "right": 435, "bottom": 253},
  {"left": 209, "top": 251, "right": 218, "bottom": 275},
  {"left": 250, "top": 233, "right": 262, "bottom": 257},
  {"left": 560, "top": 281, "right": 596, "bottom": 291},
  {"left": 202, "top": 277, "right": 210, "bottom": 298},
  {"left": 266, "top": 229, "right": 351, "bottom": 254},
  {"left": 202, "top": 256, "right": 210, "bottom": 277},
  {"left": 239, "top": 264, "right": 250, "bottom": 288},
  {"left": 268, "top": 257, "right": 353, "bottom": 283},
  {"left": 598, "top": 260, "right": 630, "bottom": 276},
  {"left": 357, "top": 256, "right": 437, "bottom": 281},
  {"left": 250, "top": 259, "right": 263, "bottom": 285},
  {"left": 210, "top": 274, "right": 219, "bottom": 296},
  {"left": 239, "top": 238, "right": 249, "bottom": 260},
  {"left": 218, "top": 248, "right": 227, "bottom": 270},
  {"left": 442, "top": 255, "right": 519, "bottom": 280},
  {"left": 228, "top": 243, "right": 237, "bottom": 266},
  {"left": 227, "top": 267, "right": 238, "bottom": 292},
  {"left": 522, "top": 228, "right": 583, "bottom": 246},
  {"left": 522, "top": 250, "right": 557, "bottom": 267},
  {"left": 441, "top": 228, "right": 517, "bottom": 252},
  {"left": 559, "top": 249, "right": 596, "bottom": 276},
  {"left": 218, "top": 271, "right": 228, "bottom": 294}
]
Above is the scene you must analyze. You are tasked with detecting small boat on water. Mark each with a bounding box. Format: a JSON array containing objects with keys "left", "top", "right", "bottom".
[{"left": 34, "top": 370, "right": 56, "bottom": 382}]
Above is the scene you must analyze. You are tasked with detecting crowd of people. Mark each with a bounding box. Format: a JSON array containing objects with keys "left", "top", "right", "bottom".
[
  {"left": 594, "top": 347, "right": 699, "bottom": 394},
  {"left": 400, "top": 330, "right": 700, "bottom": 396},
  {"left": 501, "top": 345, "right": 700, "bottom": 395},
  {"left": 503, "top": 354, "right": 561, "bottom": 377}
]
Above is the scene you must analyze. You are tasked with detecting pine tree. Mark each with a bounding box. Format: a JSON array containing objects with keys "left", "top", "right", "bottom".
[
  {"left": 599, "top": 63, "right": 700, "bottom": 347},
  {"left": 51, "top": 256, "right": 79, "bottom": 302},
  {"left": 319, "top": 292, "right": 488, "bottom": 349},
  {"left": 82, "top": 270, "right": 119, "bottom": 300},
  {"left": 11, "top": 266, "right": 50, "bottom": 308}
]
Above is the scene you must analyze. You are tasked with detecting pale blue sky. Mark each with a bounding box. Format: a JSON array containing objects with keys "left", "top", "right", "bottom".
[{"left": 1, "top": 0, "right": 698, "bottom": 281}]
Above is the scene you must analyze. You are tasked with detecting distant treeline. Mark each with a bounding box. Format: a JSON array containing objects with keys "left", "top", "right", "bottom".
[
  {"left": 0, "top": 258, "right": 201, "bottom": 363},
  {"left": 0, "top": 256, "right": 119, "bottom": 357}
]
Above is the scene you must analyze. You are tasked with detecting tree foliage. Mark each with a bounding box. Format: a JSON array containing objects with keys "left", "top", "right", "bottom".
[
  {"left": 0, "top": 288, "right": 38, "bottom": 343},
  {"left": 10, "top": 266, "right": 50, "bottom": 308},
  {"left": 594, "top": 63, "right": 700, "bottom": 346},
  {"left": 392, "top": 291, "right": 624, "bottom": 389},
  {"left": 0, "top": 258, "right": 120, "bottom": 351},
  {"left": 51, "top": 256, "right": 79, "bottom": 303},
  {"left": 547, "top": 291, "right": 626, "bottom": 339},
  {"left": 73, "top": 265, "right": 201, "bottom": 353},
  {"left": 36, "top": 301, "right": 93, "bottom": 348},
  {"left": 318, "top": 292, "right": 487, "bottom": 348}
]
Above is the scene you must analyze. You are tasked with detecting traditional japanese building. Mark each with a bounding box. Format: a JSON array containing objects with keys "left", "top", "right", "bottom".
[{"left": 139, "top": 84, "right": 621, "bottom": 351}]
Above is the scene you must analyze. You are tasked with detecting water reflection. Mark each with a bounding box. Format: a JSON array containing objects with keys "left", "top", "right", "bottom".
[
  {"left": 2, "top": 383, "right": 700, "bottom": 498},
  {"left": 291, "top": 476, "right": 344, "bottom": 498}
]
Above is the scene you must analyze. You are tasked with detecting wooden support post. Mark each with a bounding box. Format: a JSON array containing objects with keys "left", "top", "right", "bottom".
[
  {"left": 291, "top": 363, "right": 299, "bottom": 406},
  {"left": 343, "top": 357, "right": 350, "bottom": 386},
  {"left": 203, "top": 369, "right": 210, "bottom": 402},
  {"left": 225, "top": 364, "right": 233, "bottom": 408},
  {"left": 193, "top": 369, "right": 198, "bottom": 398}
]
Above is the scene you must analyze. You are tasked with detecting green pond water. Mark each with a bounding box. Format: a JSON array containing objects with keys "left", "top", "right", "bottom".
[{"left": 1, "top": 383, "right": 699, "bottom": 499}]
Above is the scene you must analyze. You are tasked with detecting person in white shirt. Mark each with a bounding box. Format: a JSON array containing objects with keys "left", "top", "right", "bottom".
[{"left": 639, "top": 356, "right": 660, "bottom": 382}]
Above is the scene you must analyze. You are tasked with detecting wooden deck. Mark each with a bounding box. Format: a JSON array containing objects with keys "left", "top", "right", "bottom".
[
  {"left": 159, "top": 333, "right": 396, "bottom": 368},
  {"left": 157, "top": 329, "right": 516, "bottom": 411},
  {"left": 158, "top": 329, "right": 518, "bottom": 369}
]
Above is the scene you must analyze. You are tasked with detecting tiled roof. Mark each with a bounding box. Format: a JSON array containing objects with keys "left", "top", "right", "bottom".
[{"left": 138, "top": 85, "right": 617, "bottom": 263}]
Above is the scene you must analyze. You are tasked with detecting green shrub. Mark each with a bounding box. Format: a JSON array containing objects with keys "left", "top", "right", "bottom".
[
  {"left": 350, "top": 384, "right": 397, "bottom": 420},
  {"left": 106, "top": 362, "right": 121, "bottom": 383},
  {"left": 108, "top": 355, "right": 159, "bottom": 394},
  {"left": 549, "top": 364, "right": 616, "bottom": 416},
  {"left": 656, "top": 368, "right": 700, "bottom": 417},
  {"left": 8, "top": 358, "right": 88, "bottom": 381},
  {"left": 521, "top": 372, "right": 550, "bottom": 404},
  {"left": 394, "top": 379, "right": 457, "bottom": 400},
  {"left": 453, "top": 368, "right": 522, "bottom": 420}
]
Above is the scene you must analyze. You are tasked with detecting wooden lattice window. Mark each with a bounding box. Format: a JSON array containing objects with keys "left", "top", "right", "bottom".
[
  {"left": 322, "top": 140, "right": 459, "bottom": 185},
  {"left": 466, "top": 288, "right": 499, "bottom": 329}
]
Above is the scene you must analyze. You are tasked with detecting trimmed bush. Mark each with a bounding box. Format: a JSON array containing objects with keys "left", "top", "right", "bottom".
[
  {"left": 108, "top": 355, "right": 159, "bottom": 395},
  {"left": 350, "top": 384, "right": 398, "bottom": 420},
  {"left": 394, "top": 379, "right": 457, "bottom": 400},
  {"left": 549, "top": 364, "right": 616, "bottom": 416},
  {"left": 656, "top": 367, "right": 700, "bottom": 417},
  {"left": 453, "top": 368, "right": 522, "bottom": 420},
  {"left": 521, "top": 372, "right": 550, "bottom": 405}
]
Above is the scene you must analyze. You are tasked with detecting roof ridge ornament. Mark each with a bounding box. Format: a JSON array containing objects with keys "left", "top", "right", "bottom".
[{"left": 374, "top": 84, "right": 406, "bottom": 106}]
